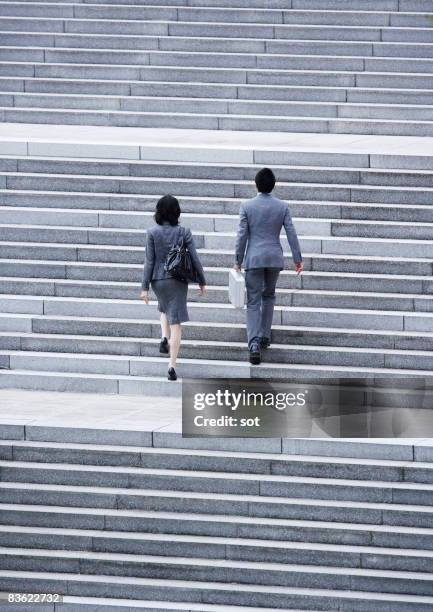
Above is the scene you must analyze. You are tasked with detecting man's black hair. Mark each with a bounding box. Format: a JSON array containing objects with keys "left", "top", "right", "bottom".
[{"left": 255, "top": 167, "right": 276, "bottom": 194}]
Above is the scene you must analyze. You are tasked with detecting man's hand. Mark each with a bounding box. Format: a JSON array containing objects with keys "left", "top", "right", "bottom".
[
  {"left": 198, "top": 285, "right": 206, "bottom": 296},
  {"left": 140, "top": 290, "right": 149, "bottom": 304},
  {"left": 234, "top": 264, "right": 242, "bottom": 273},
  {"left": 295, "top": 262, "right": 303, "bottom": 275}
]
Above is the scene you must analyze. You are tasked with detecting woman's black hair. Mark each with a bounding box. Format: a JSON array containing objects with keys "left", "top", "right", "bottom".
[{"left": 154, "top": 194, "right": 181, "bottom": 226}]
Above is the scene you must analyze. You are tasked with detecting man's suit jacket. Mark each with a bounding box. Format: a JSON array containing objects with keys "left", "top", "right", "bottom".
[{"left": 235, "top": 193, "right": 302, "bottom": 270}]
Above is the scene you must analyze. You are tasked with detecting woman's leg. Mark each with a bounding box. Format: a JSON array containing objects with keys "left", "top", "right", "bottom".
[
  {"left": 160, "top": 313, "right": 170, "bottom": 339},
  {"left": 169, "top": 323, "right": 182, "bottom": 368}
]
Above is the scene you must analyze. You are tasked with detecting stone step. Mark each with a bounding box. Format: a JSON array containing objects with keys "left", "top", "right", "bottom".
[
  {"left": 0, "top": 4, "right": 428, "bottom": 28},
  {"left": 2, "top": 525, "right": 433, "bottom": 572},
  {"left": 0, "top": 92, "right": 345, "bottom": 117},
  {"left": 2, "top": 191, "right": 433, "bottom": 223},
  {"left": 0, "top": 11, "right": 427, "bottom": 29},
  {"left": 2, "top": 262, "right": 433, "bottom": 294},
  {"left": 2, "top": 33, "right": 433, "bottom": 60},
  {"left": 0, "top": 15, "right": 426, "bottom": 42},
  {"left": 0, "top": 48, "right": 363, "bottom": 72},
  {"left": 0, "top": 591, "right": 325, "bottom": 612},
  {"left": 0, "top": 2, "right": 431, "bottom": 26},
  {"left": 7, "top": 58, "right": 353, "bottom": 82},
  {"left": 1, "top": 569, "right": 433, "bottom": 611},
  {"left": 0, "top": 0, "right": 376, "bottom": 5},
  {"left": 8, "top": 0, "right": 291, "bottom": 6},
  {"left": 2, "top": 206, "right": 433, "bottom": 240},
  {"left": 5, "top": 171, "right": 433, "bottom": 203},
  {"left": 0, "top": 258, "right": 432, "bottom": 297},
  {"left": 0, "top": 368, "right": 182, "bottom": 395},
  {"left": 2, "top": 362, "right": 433, "bottom": 397},
  {"left": 4, "top": 76, "right": 433, "bottom": 107},
  {"left": 1, "top": 225, "right": 433, "bottom": 260},
  {"left": 0, "top": 594, "right": 314, "bottom": 612},
  {"left": 5, "top": 158, "right": 433, "bottom": 187},
  {"left": 0, "top": 337, "right": 431, "bottom": 371},
  {"left": 2, "top": 440, "right": 433, "bottom": 482},
  {"left": 0, "top": 74, "right": 352, "bottom": 101},
  {"left": 3, "top": 60, "right": 433, "bottom": 89},
  {"left": 2, "top": 503, "right": 433, "bottom": 549},
  {"left": 4, "top": 156, "right": 433, "bottom": 186},
  {"left": 0, "top": 5, "right": 431, "bottom": 36},
  {"left": 0, "top": 227, "right": 317, "bottom": 253},
  {"left": 3, "top": 293, "right": 433, "bottom": 330},
  {"left": 4, "top": 314, "right": 433, "bottom": 350},
  {"left": 1, "top": 245, "right": 428, "bottom": 277},
  {"left": 5, "top": 4, "right": 412, "bottom": 27},
  {"left": 3, "top": 480, "right": 433, "bottom": 525},
  {"left": 4, "top": 338, "right": 433, "bottom": 372},
  {"left": 4, "top": 276, "right": 433, "bottom": 314},
  {"left": 2, "top": 214, "right": 432, "bottom": 245},
  {"left": 2, "top": 546, "right": 433, "bottom": 596},
  {"left": 5, "top": 330, "right": 433, "bottom": 369},
  {"left": 0, "top": 210, "right": 332, "bottom": 236},
  {"left": 2, "top": 106, "right": 433, "bottom": 136},
  {"left": 4, "top": 92, "right": 433, "bottom": 123},
  {"left": 4, "top": 255, "right": 430, "bottom": 286},
  {"left": 4, "top": 95, "right": 433, "bottom": 125},
  {"left": 5, "top": 0, "right": 432, "bottom": 11},
  {"left": 5, "top": 326, "right": 433, "bottom": 370},
  {"left": 3, "top": 421, "right": 430, "bottom": 460},
  {"left": 3, "top": 459, "right": 433, "bottom": 504},
  {"left": 4, "top": 47, "right": 433, "bottom": 75},
  {"left": 4, "top": 273, "right": 433, "bottom": 307},
  {"left": 8, "top": 0, "right": 290, "bottom": 7}
]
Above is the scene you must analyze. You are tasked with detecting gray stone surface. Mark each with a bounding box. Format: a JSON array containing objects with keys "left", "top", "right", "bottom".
[
  {"left": 0, "top": 388, "right": 433, "bottom": 608},
  {"left": 3, "top": 126, "right": 433, "bottom": 386},
  {"left": 1, "top": 0, "right": 433, "bottom": 136},
  {"left": 1, "top": 2, "right": 433, "bottom": 605}
]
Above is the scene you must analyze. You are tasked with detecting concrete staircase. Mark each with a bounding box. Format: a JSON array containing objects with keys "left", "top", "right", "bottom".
[
  {"left": 0, "top": 145, "right": 433, "bottom": 394},
  {"left": 2, "top": 1, "right": 433, "bottom": 609},
  {"left": 1, "top": 424, "right": 433, "bottom": 610},
  {"left": 0, "top": 0, "right": 432, "bottom": 135},
  {"left": 0, "top": 1, "right": 433, "bottom": 393},
  {"left": 2, "top": 145, "right": 433, "bottom": 392}
]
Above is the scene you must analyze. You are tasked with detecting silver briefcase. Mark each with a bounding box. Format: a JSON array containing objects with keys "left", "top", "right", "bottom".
[{"left": 229, "top": 269, "right": 245, "bottom": 309}]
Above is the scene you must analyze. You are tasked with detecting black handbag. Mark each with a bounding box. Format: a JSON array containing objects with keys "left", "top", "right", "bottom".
[{"left": 164, "top": 227, "right": 199, "bottom": 283}]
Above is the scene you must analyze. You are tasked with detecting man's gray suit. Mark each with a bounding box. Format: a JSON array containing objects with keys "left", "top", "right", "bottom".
[{"left": 235, "top": 193, "right": 302, "bottom": 346}]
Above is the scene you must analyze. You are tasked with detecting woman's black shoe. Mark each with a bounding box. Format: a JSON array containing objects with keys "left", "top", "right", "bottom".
[
  {"left": 260, "top": 337, "right": 270, "bottom": 349},
  {"left": 159, "top": 337, "right": 169, "bottom": 354},
  {"left": 168, "top": 367, "right": 177, "bottom": 381}
]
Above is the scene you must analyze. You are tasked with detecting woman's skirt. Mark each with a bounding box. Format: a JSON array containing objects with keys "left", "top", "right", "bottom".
[{"left": 151, "top": 278, "right": 189, "bottom": 324}]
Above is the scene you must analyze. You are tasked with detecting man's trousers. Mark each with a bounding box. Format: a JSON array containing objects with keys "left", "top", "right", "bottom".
[{"left": 244, "top": 267, "right": 280, "bottom": 346}]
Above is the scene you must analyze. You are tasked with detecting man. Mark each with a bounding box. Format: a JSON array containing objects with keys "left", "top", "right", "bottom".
[{"left": 234, "top": 167, "right": 303, "bottom": 365}]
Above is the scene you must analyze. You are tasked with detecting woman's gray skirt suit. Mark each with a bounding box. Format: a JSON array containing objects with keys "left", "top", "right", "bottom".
[{"left": 142, "top": 223, "right": 206, "bottom": 325}]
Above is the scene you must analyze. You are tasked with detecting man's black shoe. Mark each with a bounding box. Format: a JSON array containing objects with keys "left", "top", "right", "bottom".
[
  {"left": 159, "top": 337, "right": 169, "bottom": 354},
  {"left": 260, "top": 337, "right": 270, "bottom": 349},
  {"left": 249, "top": 340, "right": 261, "bottom": 365}
]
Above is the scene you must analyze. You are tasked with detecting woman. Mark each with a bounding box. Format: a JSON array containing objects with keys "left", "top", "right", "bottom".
[{"left": 140, "top": 195, "right": 206, "bottom": 381}]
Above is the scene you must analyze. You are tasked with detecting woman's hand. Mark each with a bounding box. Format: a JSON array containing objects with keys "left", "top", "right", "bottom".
[
  {"left": 140, "top": 290, "right": 150, "bottom": 304},
  {"left": 198, "top": 285, "right": 206, "bottom": 296}
]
